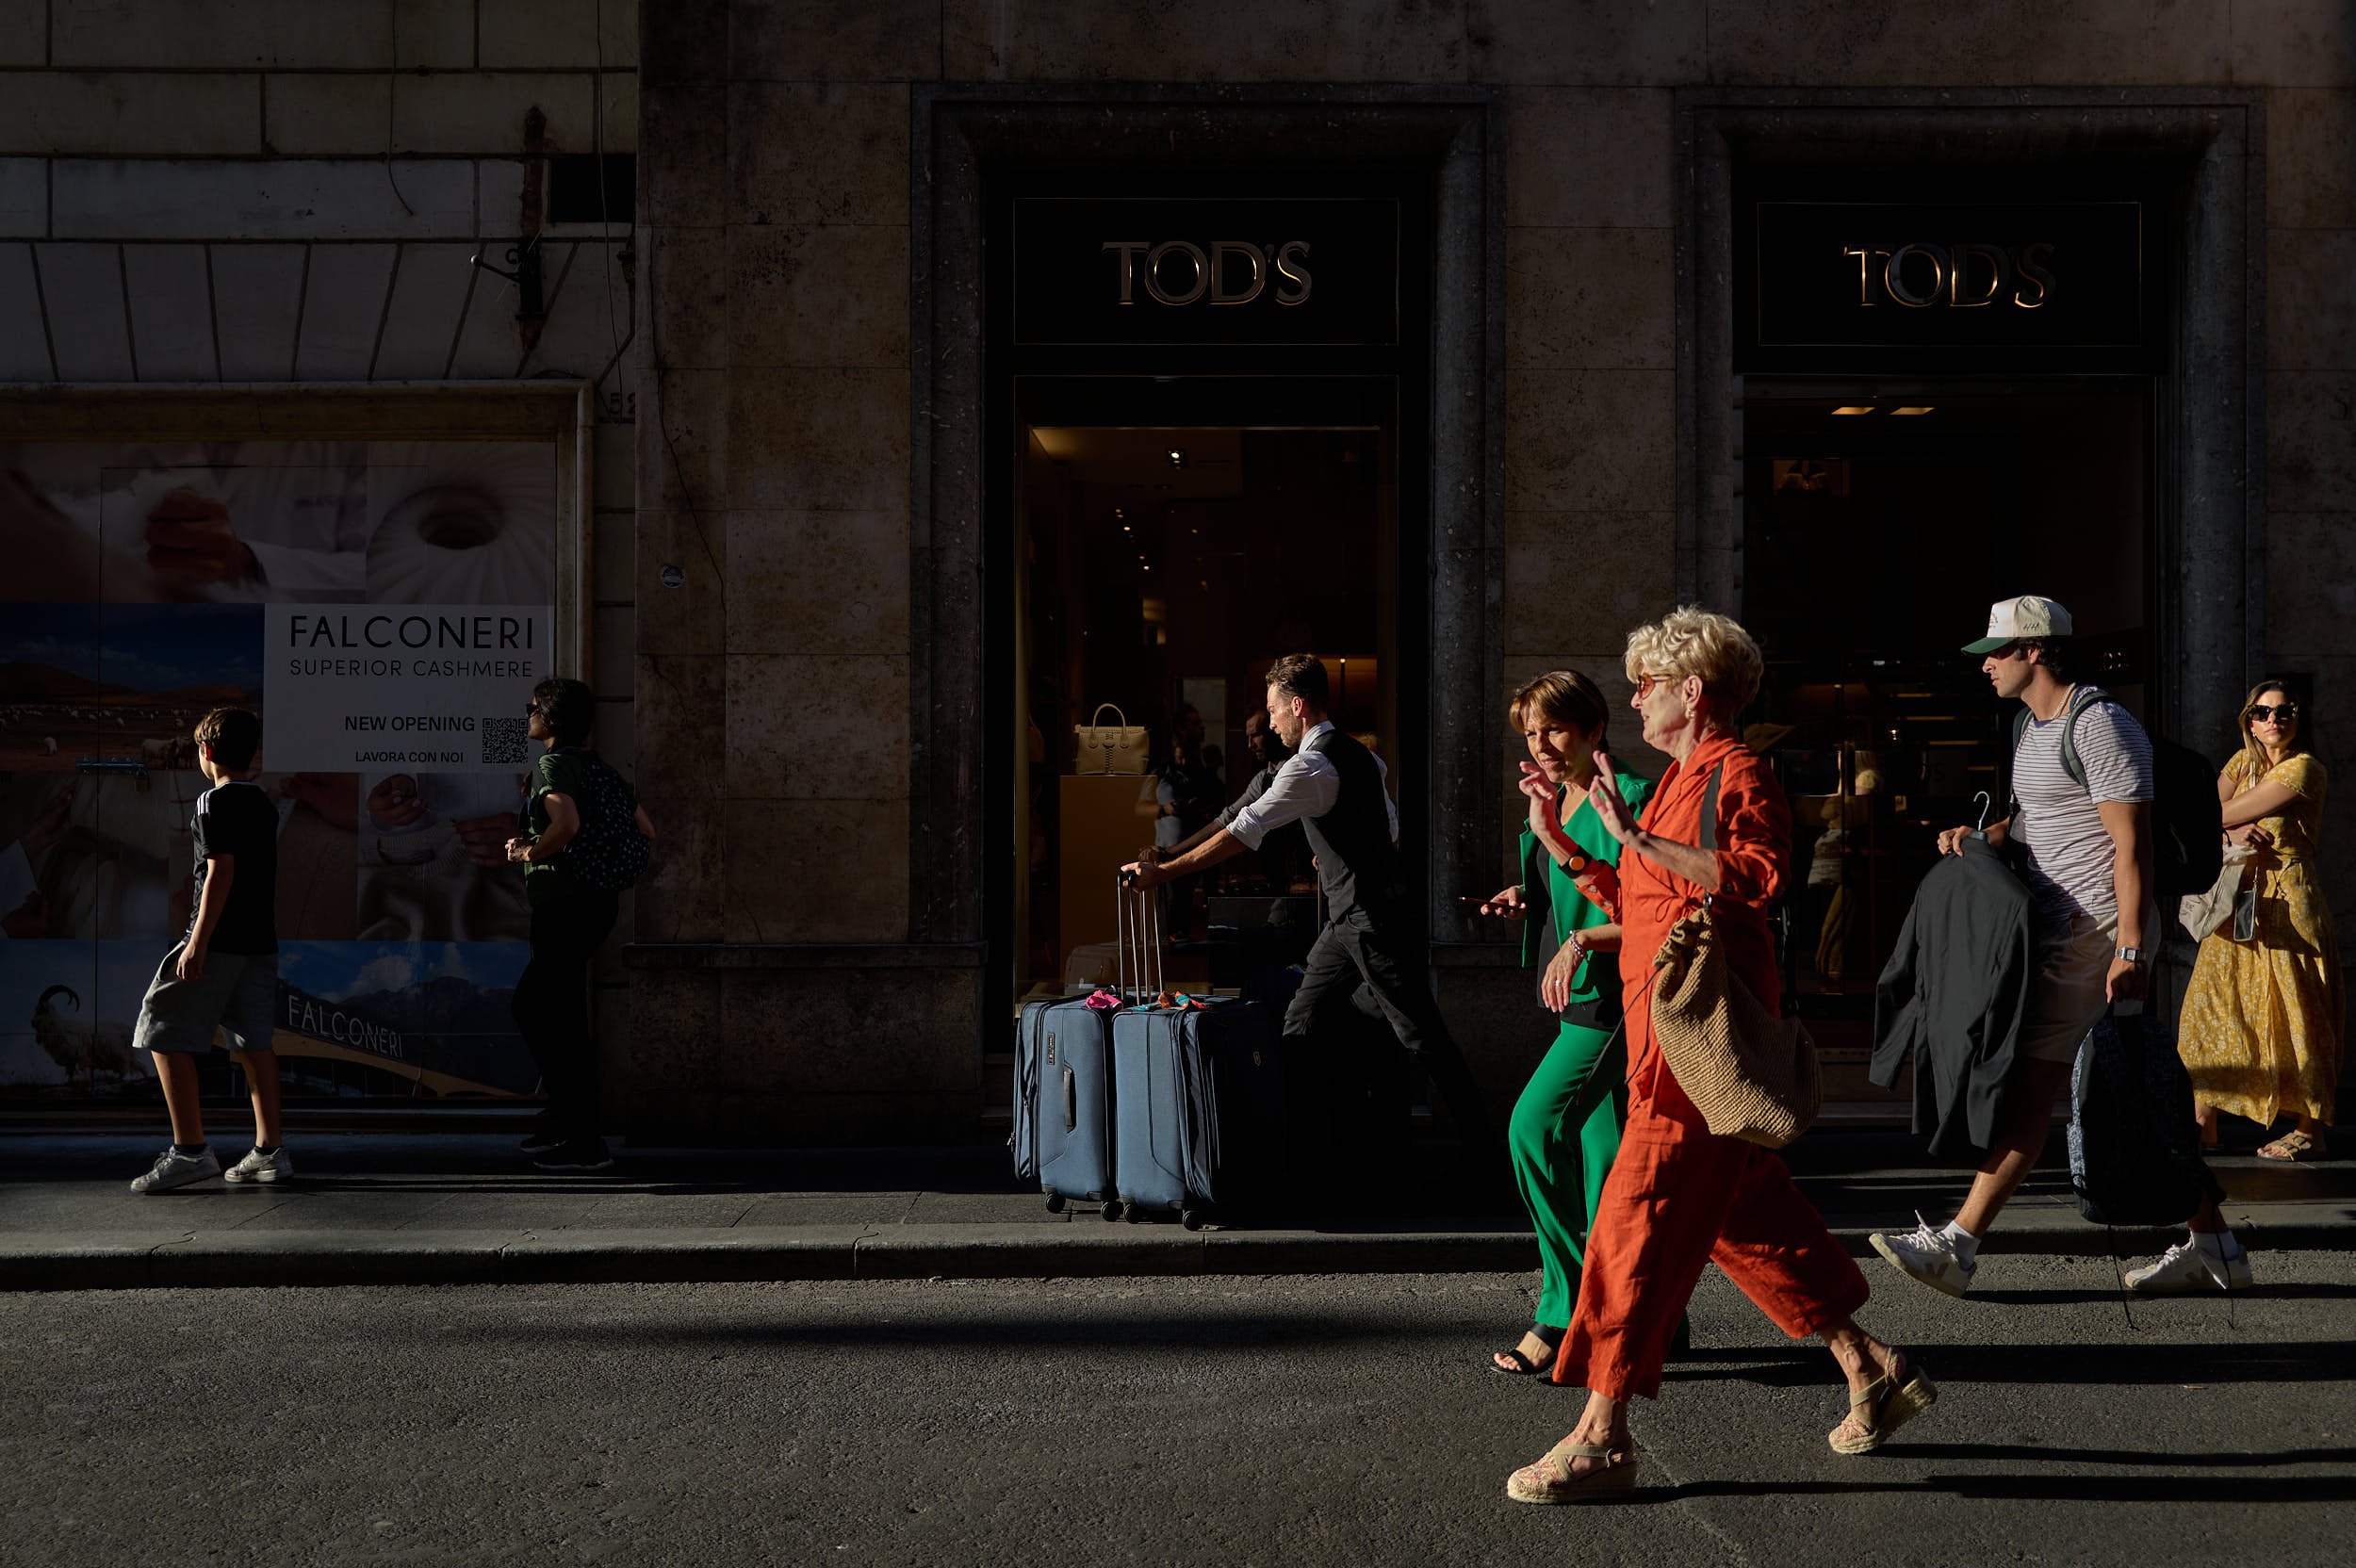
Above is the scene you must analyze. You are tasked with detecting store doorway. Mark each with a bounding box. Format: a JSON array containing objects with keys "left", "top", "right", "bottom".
[
  {"left": 1010, "top": 396, "right": 1406, "bottom": 1012},
  {"left": 1739, "top": 380, "right": 2154, "bottom": 1048}
]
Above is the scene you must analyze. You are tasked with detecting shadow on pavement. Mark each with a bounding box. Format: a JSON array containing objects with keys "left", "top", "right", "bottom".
[
  {"left": 1662, "top": 1340, "right": 2356, "bottom": 1388},
  {"left": 1647, "top": 1471, "right": 2356, "bottom": 1504}
]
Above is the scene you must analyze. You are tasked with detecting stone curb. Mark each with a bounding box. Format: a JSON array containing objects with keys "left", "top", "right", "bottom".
[{"left": 0, "top": 1209, "right": 2343, "bottom": 1292}]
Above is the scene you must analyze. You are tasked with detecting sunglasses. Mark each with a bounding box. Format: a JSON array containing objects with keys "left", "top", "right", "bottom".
[{"left": 2248, "top": 703, "right": 2299, "bottom": 725}]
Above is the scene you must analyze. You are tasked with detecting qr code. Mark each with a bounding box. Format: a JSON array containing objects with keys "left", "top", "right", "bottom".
[{"left": 481, "top": 717, "right": 529, "bottom": 765}]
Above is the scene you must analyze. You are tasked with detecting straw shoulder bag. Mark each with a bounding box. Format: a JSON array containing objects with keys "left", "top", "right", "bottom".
[{"left": 1648, "top": 762, "right": 1822, "bottom": 1148}]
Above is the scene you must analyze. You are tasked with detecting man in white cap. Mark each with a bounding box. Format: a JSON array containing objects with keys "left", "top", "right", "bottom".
[{"left": 1870, "top": 596, "right": 2247, "bottom": 1297}]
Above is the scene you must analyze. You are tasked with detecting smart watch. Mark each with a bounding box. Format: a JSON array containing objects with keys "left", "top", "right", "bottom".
[{"left": 2116, "top": 946, "right": 2149, "bottom": 965}]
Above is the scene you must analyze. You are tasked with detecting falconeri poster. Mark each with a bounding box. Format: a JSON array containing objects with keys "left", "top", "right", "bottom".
[{"left": 264, "top": 604, "right": 555, "bottom": 773}]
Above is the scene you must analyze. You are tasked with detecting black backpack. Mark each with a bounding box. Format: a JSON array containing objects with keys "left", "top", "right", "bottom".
[
  {"left": 536, "top": 749, "right": 651, "bottom": 892},
  {"left": 2067, "top": 1008, "right": 2220, "bottom": 1225},
  {"left": 2007, "top": 686, "right": 2222, "bottom": 906}
]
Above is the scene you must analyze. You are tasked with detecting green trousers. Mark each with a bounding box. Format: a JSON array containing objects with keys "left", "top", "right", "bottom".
[{"left": 1507, "top": 1019, "right": 1628, "bottom": 1330}]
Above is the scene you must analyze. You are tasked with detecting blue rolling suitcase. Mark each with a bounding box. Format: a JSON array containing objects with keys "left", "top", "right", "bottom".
[
  {"left": 1110, "top": 880, "right": 1287, "bottom": 1228},
  {"left": 1012, "top": 995, "right": 1116, "bottom": 1216}
]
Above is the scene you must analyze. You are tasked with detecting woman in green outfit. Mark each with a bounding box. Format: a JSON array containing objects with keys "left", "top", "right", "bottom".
[{"left": 1479, "top": 670, "right": 1652, "bottom": 1377}]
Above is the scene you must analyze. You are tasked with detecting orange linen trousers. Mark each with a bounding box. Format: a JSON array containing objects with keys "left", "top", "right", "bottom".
[{"left": 1555, "top": 735, "right": 1869, "bottom": 1401}]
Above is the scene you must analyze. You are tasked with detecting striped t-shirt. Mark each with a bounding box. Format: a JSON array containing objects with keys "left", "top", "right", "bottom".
[{"left": 2011, "top": 693, "right": 2153, "bottom": 925}]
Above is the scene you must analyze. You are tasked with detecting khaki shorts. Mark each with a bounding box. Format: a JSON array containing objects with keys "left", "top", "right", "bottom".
[{"left": 2016, "top": 902, "right": 2152, "bottom": 1064}]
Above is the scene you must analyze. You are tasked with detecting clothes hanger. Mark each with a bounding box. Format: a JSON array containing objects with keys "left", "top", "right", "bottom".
[{"left": 1969, "top": 791, "right": 1993, "bottom": 839}]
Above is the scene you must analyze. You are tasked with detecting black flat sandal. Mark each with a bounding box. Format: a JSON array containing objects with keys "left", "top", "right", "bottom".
[{"left": 1490, "top": 1322, "right": 1567, "bottom": 1376}]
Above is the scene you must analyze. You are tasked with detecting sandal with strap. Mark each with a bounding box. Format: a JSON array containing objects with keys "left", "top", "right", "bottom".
[
  {"left": 1827, "top": 1351, "right": 1938, "bottom": 1456},
  {"left": 2258, "top": 1131, "right": 2327, "bottom": 1162},
  {"left": 1489, "top": 1323, "right": 1566, "bottom": 1377},
  {"left": 1505, "top": 1440, "right": 1638, "bottom": 1504}
]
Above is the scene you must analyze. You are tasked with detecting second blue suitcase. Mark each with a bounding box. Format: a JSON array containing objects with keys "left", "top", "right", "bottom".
[{"left": 1111, "top": 999, "right": 1286, "bottom": 1228}]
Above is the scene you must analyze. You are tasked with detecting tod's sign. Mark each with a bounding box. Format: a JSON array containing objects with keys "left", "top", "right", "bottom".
[
  {"left": 1100, "top": 239, "right": 1315, "bottom": 308},
  {"left": 1841, "top": 241, "right": 2057, "bottom": 310},
  {"left": 1013, "top": 197, "right": 1398, "bottom": 347},
  {"left": 1741, "top": 198, "right": 2151, "bottom": 370}
]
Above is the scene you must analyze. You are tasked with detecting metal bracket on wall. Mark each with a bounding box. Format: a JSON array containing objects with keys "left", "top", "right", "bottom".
[{"left": 467, "top": 238, "right": 548, "bottom": 353}]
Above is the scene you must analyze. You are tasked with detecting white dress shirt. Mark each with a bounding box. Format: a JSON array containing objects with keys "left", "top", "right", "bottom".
[{"left": 1226, "top": 721, "right": 1399, "bottom": 850}]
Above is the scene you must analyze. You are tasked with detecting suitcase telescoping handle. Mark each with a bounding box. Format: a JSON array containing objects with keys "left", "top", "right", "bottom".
[{"left": 1115, "top": 868, "right": 1162, "bottom": 1004}]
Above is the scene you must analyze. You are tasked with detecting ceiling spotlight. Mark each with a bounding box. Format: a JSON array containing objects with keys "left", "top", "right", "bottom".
[
  {"left": 1168, "top": 449, "right": 1186, "bottom": 467},
  {"left": 1832, "top": 406, "right": 1875, "bottom": 416},
  {"left": 1114, "top": 508, "right": 1123, "bottom": 518},
  {"left": 1892, "top": 405, "right": 1935, "bottom": 416}
]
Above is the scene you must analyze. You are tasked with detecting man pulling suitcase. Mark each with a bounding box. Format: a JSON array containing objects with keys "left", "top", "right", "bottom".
[{"left": 1121, "top": 654, "right": 1498, "bottom": 1177}]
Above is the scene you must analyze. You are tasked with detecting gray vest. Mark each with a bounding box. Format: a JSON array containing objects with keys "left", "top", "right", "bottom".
[{"left": 1299, "top": 727, "right": 1402, "bottom": 921}]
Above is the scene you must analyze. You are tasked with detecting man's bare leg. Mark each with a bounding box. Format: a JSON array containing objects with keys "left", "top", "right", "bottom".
[{"left": 1954, "top": 1057, "right": 2074, "bottom": 1236}]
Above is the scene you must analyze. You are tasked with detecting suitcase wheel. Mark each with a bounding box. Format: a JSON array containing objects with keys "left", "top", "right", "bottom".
[
  {"left": 1181, "top": 1206, "right": 1205, "bottom": 1232},
  {"left": 1101, "top": 1199, "right": 1123, "bottom": 1222},
  {"left": 1123, "top": 1202, "right": 1145, "bottom": 1224},
  {"left": 1044, "top": 1192, "right": 1065, "bottom": 1215}
]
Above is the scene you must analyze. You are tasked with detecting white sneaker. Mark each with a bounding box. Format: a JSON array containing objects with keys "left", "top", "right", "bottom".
[
  {"left": 2124, "top": 1239, "right": 2254, "bottom": 1295},
  {"left": 222, "top": 1147, "right": 293, "bottom": 1184},
  {"left": 129, "top": 1146, "right": 221, "bottom": 1194},
  {"left": 1869, "top": 1212, "right": 1976, "bottom": 1298}
]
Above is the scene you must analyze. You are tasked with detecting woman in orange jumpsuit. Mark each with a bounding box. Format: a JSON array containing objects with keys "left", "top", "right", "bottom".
[{"left": 1507, "top": 607, "right": 1938, "bottom": 1504}]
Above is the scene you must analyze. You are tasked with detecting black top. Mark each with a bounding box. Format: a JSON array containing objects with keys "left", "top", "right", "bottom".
[
  {"left": 188, "top": 780, "right": 278, "bottom": 955},
  {"left": 1297, "top": 727, "right": 1403, "bottom": 922}
]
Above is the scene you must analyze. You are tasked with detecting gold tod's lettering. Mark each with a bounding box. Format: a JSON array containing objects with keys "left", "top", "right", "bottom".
[
  {"left": 1840, "top": 241, "right": 2056, "bottom": 308},
  {"left": 1101, "top": 240, "right": 1313, "bottom": 306}
]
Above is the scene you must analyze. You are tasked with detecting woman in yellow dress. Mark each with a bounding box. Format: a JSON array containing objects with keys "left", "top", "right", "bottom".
[{"left": 2180, "top": 681, "right": 2343, "bottom": 1160}]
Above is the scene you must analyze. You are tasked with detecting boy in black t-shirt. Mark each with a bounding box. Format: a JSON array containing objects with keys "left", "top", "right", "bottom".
[{"left": 129, "top": 708, "right": 291, "bottom": 1193}]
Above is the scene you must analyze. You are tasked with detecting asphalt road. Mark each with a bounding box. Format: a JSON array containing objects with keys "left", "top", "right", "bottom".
[{"left": 6, "top": 1253, "right": 2353, "bottom": 1567}]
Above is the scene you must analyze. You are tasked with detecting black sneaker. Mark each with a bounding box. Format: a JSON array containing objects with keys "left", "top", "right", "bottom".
[
  {"left": 517, "top": 1108, "right": 566, "bottom": 1154},
  {"left": 531, "top": 1138, "right": 614, "bottom": 1172}
]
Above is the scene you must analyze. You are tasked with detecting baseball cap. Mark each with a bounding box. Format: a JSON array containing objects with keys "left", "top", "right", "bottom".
[{"left": 1963, "top": 595, "right": 2073, "bottom": 655}]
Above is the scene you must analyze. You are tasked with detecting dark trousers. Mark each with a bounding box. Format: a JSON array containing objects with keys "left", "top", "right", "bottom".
[
  {"left": 515, "top": 892, "right": 619, "bottom": 1139},
  {"left": 1284, "top": 906, "right": 1495, "bottom": 1151}
]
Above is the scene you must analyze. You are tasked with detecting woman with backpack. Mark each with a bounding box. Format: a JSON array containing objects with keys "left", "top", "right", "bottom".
[
  {"left": 2180, "top": 681, "right": 2343, "bottom": 1161},
  {"left": 504, "top": 678, "right": 656, "bottom": 1172}
]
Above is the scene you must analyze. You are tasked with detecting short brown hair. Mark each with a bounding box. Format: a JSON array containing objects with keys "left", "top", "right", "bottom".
[
  {"left": 1509, "top": 669, "right": 1611, "bottom": 748},
  {"left": 1265, "top": 653, "right": 1328, "bottom": 709},
  {"left": 194, "top": 708, "right": 261, "bottom": 773}
]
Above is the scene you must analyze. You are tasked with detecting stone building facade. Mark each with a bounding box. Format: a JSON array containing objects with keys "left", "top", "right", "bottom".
[
  {"left": 3, "top": 3, "right": 2350, "bottom": 1146},
  {"left": 625, "top": 2, "right": 2354, "bottom": 1146}
]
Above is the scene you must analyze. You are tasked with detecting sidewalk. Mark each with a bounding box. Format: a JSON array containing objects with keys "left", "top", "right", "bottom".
[{"left": 2, "top": 1128, "right": 2347, "bottom": 1290}]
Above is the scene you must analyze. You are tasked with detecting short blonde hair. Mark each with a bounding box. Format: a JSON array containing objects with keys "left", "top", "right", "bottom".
[{"left": 1624, "top": 606, "right": 1764, "bottom": 711}]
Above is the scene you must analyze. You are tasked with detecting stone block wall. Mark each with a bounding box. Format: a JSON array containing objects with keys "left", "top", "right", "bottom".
[{"left": 632, "top": 2, "right": 2353, "bottom": 1144}]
